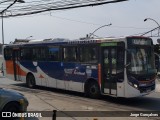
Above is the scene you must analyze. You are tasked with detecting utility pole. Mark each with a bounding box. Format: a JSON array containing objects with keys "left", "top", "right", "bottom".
[
  {"left": 143, "top": 18, "right": 160, "bottom": 37},
  {"left": 0, "top": 0, "right": 25, "bottom": 44}
]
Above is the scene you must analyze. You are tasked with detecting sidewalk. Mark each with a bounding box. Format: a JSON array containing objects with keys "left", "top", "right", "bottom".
[{"left": 0, "top": 76, "right": 159, "bottom": 120}]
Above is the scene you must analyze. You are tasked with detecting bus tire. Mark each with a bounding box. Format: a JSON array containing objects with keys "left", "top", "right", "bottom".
[
  {"left": 86, "top": 81, "right": 100, "bottom": 99},
  {"left": 26, "top": 74, "right": 36, "bottom": 88}
]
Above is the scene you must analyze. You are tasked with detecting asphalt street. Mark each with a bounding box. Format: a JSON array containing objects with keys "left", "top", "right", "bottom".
[{"left": 0, "top": 74, "right": 160, "bottom": 120}]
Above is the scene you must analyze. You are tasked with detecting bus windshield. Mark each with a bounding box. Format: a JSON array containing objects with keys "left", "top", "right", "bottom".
[{"left": 127, "top": 47, "right": 156, "bottom": 75}]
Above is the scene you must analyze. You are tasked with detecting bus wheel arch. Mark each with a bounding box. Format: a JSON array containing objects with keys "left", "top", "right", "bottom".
[
  {"left": 84, "top": 78, "right": 100, "bottom": 98},
  {"left": 26, "top": 73, "right": 36, "bottom": 88}
]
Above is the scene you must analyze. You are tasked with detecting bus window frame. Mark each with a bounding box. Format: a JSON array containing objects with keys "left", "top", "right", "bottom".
[
  {"left": 78, "top": 44, "right": 98, "bottom": 64},
  {"left": 62, "top": 46, "right": 78, "bottom": 63},
  {"left": 20, "top": 47, "right": 32, "bottom": 61},
  {"left": 47, "top": 46, "right": 60, "bottom": 62},
  {"left": 4, "top": 47, "right": 13, "bottom": 60}
]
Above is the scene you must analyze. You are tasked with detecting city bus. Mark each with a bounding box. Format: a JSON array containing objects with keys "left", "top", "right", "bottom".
[
  {"left": 0, "top": 55, "right": 3, "bottom": 74},
  {"left": 154, "top": 44, "right": 160, "bottom": 78},
  {"left": 2, "top": 36, "right": 156, "bottom": 98}
]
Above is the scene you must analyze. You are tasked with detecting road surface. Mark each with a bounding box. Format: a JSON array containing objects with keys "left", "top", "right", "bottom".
[{"left": 0, "top": 76, "right": 160, "bottom": 120}]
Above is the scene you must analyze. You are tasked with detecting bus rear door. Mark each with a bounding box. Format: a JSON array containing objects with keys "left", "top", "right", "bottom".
[{"left": 12, "top": 48, "right": 21, "bottom": 81}]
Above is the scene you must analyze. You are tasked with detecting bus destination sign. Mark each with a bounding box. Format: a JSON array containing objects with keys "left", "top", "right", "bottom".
[{"left": 131, "top": 39, "right": 152, "bottom": 45}]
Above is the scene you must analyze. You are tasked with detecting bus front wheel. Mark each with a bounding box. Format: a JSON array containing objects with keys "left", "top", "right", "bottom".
[
  {"left": 26, "top": 74, "right": 36, "bottom": 88},
  {"left": 86, "top": 81, "right": 100, "bottom": 99}
]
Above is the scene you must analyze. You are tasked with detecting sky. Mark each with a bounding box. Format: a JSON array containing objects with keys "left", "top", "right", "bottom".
[{"left": 0, "top": 0, "right": 160, "bottom": 44}]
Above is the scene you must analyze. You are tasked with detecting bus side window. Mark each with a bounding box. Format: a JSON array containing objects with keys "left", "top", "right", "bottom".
[
  {"left": 21, "top": 48, "right": 32, "bottom": 60},
  {"left": 63, "top": 47, "right": 77, "bottom": 62},
  {"left": 40, "top": 47, "right": 47, "bottom": 61},
  {"left": 116, "top": 47, "right": 124, "bottom": 81},
  {"left": 80, "top": 46, "right": 97, "bottom": 63},
  {"left": 4, "top": 48, "right": 12, "bottom": 60},
  {"left": 117, "top": 47, "right": 124, "bottom": 71},
  {"left": 32, "top": 48, "right": 38, "bottom": 61},
  {"left": 32, "top": 48, "right": 44, "bottom": 61},
  {"left": 48, "top": 47, "right": 59, "bottom": 61}
]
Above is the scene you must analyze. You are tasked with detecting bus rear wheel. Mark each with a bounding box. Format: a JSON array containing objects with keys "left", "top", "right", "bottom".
[
  {"left": 86, "top": 81, "right": 100, "bottom": 99},
  {"left": 26, "top": 74, "right": 36, "bottom": 88}
]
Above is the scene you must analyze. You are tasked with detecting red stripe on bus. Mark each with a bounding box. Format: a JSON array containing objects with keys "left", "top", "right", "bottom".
[
  {"left": 139, "top": 77, "right": 156, "bottom": 83},
  {"left": 6, "top": 61, "right": 27, "bottom": 76},
  {"left": 98, "top": 64, "right": 101, "bottom": 87},
  {"left": 39, "top": 74, "right": 45, "bottom": 78},
  {"left": 15, "top": 64, "right": 27, "bottom": 76},
  {"left": 6, "top": 61, "right": 14, "bottom": 74}
]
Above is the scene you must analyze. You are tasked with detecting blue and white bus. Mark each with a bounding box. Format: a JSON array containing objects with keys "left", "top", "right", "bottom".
[{"left": 3, "top": 36, "right": 156, "bottom": 98}]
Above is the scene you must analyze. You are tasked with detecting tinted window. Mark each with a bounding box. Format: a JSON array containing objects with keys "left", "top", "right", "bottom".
[
  {"left": 32, "top": 47, "right": 46, "bottom": 61},
  {"left": 117, "top": 47, "right": 124, "bottom": 73},
  {"left": 4, "top": 48, "right": 12, "bottom": 60},
  {"left": 80, "top": 47, "right": 97, "bottom": 63},
  {"left": 21, "top": 48, "right": 32, "bottom": 60},
  {"left": 48, "top": 47, "right": 59, "bottom": 61},
  {"left": 21, "top": 47, "right": 47, "bottom": 61},
  {"left": 63, "top": 47, "right": 77, "bottom": 62}
]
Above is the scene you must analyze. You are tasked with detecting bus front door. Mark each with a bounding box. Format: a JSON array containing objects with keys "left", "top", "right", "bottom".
[
  {"left": 12, "top": 49, "right": 20, "bottom": 81},
  {"left": 102, "top": 48, "right": 117, "bottom": 95}
]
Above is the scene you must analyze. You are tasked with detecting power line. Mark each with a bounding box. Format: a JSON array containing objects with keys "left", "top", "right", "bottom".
[
  {"left": 0, "top": 0, "right": 128, "bottom": 18},
  {"left": 3, "top": 11, "right": 152, "bottom": 30},
  {"left": 141, "top": 26, "right": 159, "bottom": 36}
]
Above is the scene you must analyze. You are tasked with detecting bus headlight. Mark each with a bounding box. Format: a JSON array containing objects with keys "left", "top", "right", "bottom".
[
  {"left": 128, "top": 76, "right": 139, "bottom": 89},
  {"left": 133, "top": 84, "right": 138, "bottom": 88}
]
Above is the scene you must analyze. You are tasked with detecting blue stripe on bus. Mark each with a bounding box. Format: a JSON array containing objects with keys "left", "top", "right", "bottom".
[
  {"left": 20, "top": 61, "right": 98, "bottom": 83},
  {"left": 20, "top": 61, "right": 37, "bottom": 72}
]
